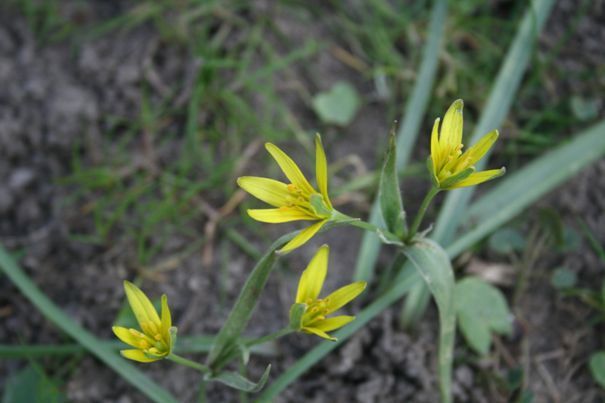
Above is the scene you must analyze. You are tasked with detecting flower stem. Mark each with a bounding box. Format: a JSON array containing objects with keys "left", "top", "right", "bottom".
[
  {"left": 333, "top": 211, "right": 403, "bottom": 245},
  {"left": 246, "top": 327, "right": 293, "bottom": 347},
  {"left": 407, "top": 187, "right": 440, "bottom": 242},
  {"left": 167, "top": 353, "right": 210, "bottom": 374}
]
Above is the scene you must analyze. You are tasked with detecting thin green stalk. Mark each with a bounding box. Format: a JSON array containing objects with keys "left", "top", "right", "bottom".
[
  {"left": 246, "top": 328, "right": 293, "bottom": 348},
  {"left": 167, "top": 353, "right": 210, "bottom": 373},
  {"left": 339, "top": 215, "right": 403, "bottom": 246},
  {"left": 407, "top": 187, "right": 440, "bottom": 241}
]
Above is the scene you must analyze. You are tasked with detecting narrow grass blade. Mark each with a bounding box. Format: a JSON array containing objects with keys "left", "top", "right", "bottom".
[
  {"left": 0, "top": 336, "right": 277, "bottom": 358},
  {"left": 402, "top": 239, "right": 455, "bottom": 403},
  {"left": 0, "top": 245, "right": 178, "bottom": 403},
  {"left": 449, "top": 119, "right": 605, "bottom": 258},
  {"left": 354, "top": 0, "right": 448, "bottom": 282},
  {"left": 207, "top": 232, "right": 295, "bottom": 369},
  {"left": 405, "top": 0, "right": 557, "bottom": 326},
  {"left": 256, "top": 268, "right": 419, "bottom": 402}
]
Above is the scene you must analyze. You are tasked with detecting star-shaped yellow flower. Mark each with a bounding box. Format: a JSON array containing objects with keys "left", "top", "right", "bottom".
[
  {"left": 429, "top": 99, "right": 505, "bottom": 189},
  {"left": 112, "top": 281, "right": 175, "bottom": 363},
  {"left": 237, "top": 134, "right": 334, "bottom": 253},
  {"left": 291, "top": 245, "right": 366, "bottom": 341}
]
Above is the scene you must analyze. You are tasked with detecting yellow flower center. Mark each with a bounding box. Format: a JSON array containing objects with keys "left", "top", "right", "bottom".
[
  {"left": 437, "top": 143, "right": 466, "bottom": 181},
  {"left": 130, "top": 323, "right": 169, "bottom": 357},
  {"left": 284, "top": 184, "right": 330, "bottom": 218},
  {"left": 302, "top": 297, "right": 331, "bottom": 325}
]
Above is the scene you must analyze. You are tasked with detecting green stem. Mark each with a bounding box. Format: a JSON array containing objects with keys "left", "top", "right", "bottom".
[
  {"left": 167, "top": 353, "right": 210, "bottom": 374},
  {"left": 246, "top": 327, "right": 293, "bottom": 347},
  {"left": 334, "top": 211, "right": 403, "bottom": 245},
  {"left": 407, "top": 187, "right": 440, "bottom": 241}
]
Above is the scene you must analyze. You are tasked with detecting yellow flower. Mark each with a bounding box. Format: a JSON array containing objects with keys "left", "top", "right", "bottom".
[
  {"left": 112, "top": 281, "right": 175, "bottom": 363},
  {"left": 291, "top": 245, "right": 366, "bottom": 341},
  {"left": 237, "top": 134, "right": 335, "bottom": 253},
  {"left": 429, "top": 99, "right": 505, "bottom": 189}
]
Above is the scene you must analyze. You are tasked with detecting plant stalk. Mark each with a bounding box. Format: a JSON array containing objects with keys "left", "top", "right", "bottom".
[{"left": 407, "top": 187, "right": 440, "bottom": 241}]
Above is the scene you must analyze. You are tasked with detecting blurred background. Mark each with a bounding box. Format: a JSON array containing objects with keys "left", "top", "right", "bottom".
[{"left": 0, "top": 0, "right": 604, "bottom": 402}]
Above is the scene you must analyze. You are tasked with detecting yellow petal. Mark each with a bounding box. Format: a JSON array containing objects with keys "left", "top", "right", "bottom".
[
  {"left": 302, "top": 326, "right": 337, "bottom": 341},
  {"left": 296, "top": 245, "right": 329, "bottom": 304},
  {"left": 237, "top": 176, "right": 290, "bottom": 207},
  {"left": 315, "top": 134, "right": 332, "bottom": 209},
  {"left": 265, "top": 143, "right": 315, "bottom": 196},
  {"left": 160, "top": 294, "right": 172, "bottom": 341},
  {"left": 248, "top": 208, "right": 316, "bottom": 223},
  {"left": 312, "top": 315, "right": 355, "bottom": 332},
  {"left": 112, "top": 326, "right": 140, "bottom": 348},
  {"left": 441, "top": 99, "right": 464, "bottom": 149},
  {"left": 324, "top": 281, "right": 367, "bottom": 314},
  {"left": 120, "top": 349, "right": 160, "bottom": 363},
  {"left": 430, "top": 118, "right": 442, "bottom": 173},
  {"left": 447, "top": 167, "right": 505, "bottom": 189},
  {"left": 278, "top": 220, "right": 327, "bottom": 254},
  {"left": 123, "top": 281, "right": 161, "bottom": 331},
  {"left": 456, "top": 129, "right": 499, "bottom": 170}
]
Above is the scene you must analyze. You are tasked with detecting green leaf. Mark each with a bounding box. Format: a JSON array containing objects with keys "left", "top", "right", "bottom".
[
  {"left": 0, "top": 245, "right": 178, "bottom": 403},
  {"left": 378, "top": 134, "right": 406, "bottom": 237},
  {"left": 550, "top": 267, "right": 577, "bottom": 290},
  {"left": 454, "top": 277, "right": 512, "bottom": 355},
  {"left": 353, "top": 0, "right": 448, "bottom": 283},
  {"left": 488, "top": 228, "right": 526, "bottom": 255},
  {"left": 403, "top": 239, "right": 455, "bottom": 403},
  {"left": 288, "top": 303, "right": 306, "bottom": 330},
  {"left": 2, "top": 365, "right": 66, "bottom": 403},
  {"left": 311, "top": 81, "right": 361, "bottom": 126},
  {"left": 457, "top": 313, "right": 491, "bottom": 356},
  {"left": 209, "top": 364, "right": 271, "bottom": 393},
  {"left": 589, "top": 351, "right": 605, "bottom": 389},
  {"left": 207, "top": 232, "right": 295, "bottom": 369}
]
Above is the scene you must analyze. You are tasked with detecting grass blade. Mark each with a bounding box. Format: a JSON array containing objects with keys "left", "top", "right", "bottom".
[
  {"left": 0, "top": 245, "right": 178, "bottom": 403},
  {"left": 354, "top": 0, "right": 448, "bottom": 282},
  {"left": 0, "top": 336, "right": 277, "bottom": 358}
]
